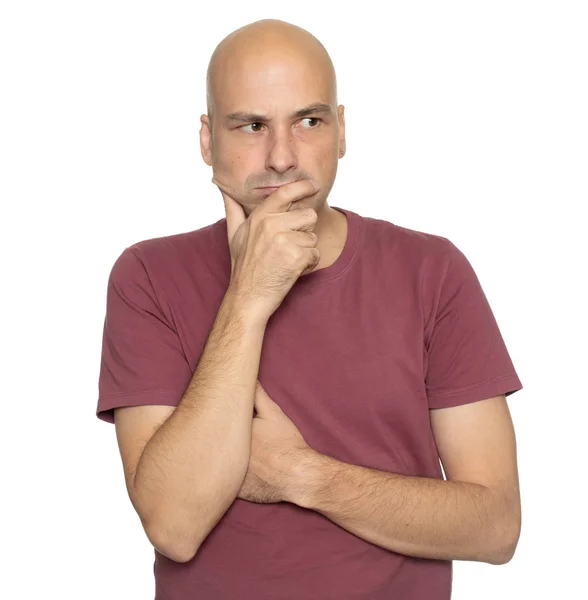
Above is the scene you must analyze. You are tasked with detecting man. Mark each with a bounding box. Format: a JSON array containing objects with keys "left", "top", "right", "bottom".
[{"left": 96, "top": 18, "right": 523, "bottom": 600}]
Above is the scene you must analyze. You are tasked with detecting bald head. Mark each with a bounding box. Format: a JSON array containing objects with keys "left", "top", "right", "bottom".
[
  {"left": 206, "top": 19, "right": 338, "bottom": 128},
  {"left": 200, "top": 19, "right": 346, "bottom": 221}
]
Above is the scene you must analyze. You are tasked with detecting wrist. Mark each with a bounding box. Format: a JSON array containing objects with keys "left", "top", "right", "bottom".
[
  {"left": 284, "top": 448, "right": 326, "bottom": 509},
  {"left": 222, "top": 285, "right": 269, "bottom": 331}
]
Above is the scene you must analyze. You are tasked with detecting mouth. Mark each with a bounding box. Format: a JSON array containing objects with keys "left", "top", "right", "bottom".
[
  {"left": 255, "top": 184, "right": 289, "bottom": 195},
  {"left": 256, "top": 180, "right": 300, "bottom": 190}
]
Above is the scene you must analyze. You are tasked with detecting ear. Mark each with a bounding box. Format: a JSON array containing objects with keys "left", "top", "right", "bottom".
[
  {"left": 199, "top": 114, "right": 213, "bottom": 166},
  {"left": 337, "top": 104, "right": 346, "bottom": 155}
]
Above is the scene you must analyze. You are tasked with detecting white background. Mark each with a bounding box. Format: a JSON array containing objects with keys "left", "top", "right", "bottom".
[{"left": 1, "top": 1, "right": 586, "bottom": 598}]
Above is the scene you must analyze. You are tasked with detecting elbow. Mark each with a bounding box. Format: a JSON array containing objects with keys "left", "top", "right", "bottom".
[
  {"left": 129, "top": 487, "right": 196, "bottom": 562},
  {"left": 488, "top": 537, "right": 518, "bottom": 565},
  {"left": 487, "top": 507, "right": 521, "bottom": 565},
  {"left": 166, "top": 544, "right": 200, "bottom": 564},
  {"left": 481, "top": 486, "right": 521, "bottom": 565},
  {"left": 495, "top": 525, "right": 521, "bottom": 565},
  {"left": 174, "top": 539, "right": 202, "bottom": 563},
  {"left": 146, "top": 523, "right": 201, "bottom": 564}
]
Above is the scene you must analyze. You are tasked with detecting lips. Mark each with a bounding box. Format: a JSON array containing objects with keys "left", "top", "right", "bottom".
[{"left": 256, "top": 182, "right": 295, "bottom": 189}]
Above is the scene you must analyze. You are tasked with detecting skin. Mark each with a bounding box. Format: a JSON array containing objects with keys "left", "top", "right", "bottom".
[
  {"left": 236, "top": 380, "right": 313, "bottom": 504},
  {"left": 199, "top": 19, "right": 348, "bottom": 272}
]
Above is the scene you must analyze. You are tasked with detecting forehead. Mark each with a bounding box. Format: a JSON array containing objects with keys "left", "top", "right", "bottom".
[{"left": 215, "top": 52, "right": 334, "bottom": 116}]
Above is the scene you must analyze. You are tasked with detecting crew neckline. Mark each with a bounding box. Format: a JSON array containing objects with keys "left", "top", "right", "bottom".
[{"left": 212, "top": 205, "right": 361, "bottom": 286}]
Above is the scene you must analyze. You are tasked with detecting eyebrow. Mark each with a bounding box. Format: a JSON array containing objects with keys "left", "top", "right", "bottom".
[{"left": 225, "top": 103, "right": 333, "bottom": 124}]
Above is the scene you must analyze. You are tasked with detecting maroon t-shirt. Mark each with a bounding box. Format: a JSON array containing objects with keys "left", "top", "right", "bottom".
[{"left": 96, "top": 206, "right": 523, "bottom": 599}]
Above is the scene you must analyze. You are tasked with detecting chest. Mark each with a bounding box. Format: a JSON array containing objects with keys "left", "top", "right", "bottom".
[{"left": 255, "top": 284, "right": 432, "bottom": 475}]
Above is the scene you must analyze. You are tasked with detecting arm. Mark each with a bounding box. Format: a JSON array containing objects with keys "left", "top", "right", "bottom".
[
  {"left": 132, "top": 287, "right": 267, "bottom": 562},
  {"left": 289, "top": 395, "right": 521, "bottom": 565}
]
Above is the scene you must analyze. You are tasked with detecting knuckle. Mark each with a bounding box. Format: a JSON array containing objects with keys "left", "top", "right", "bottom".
[
  {"left": 258, "top": 216, "right": 273, "bottom": 235},
  {"left": 274, "top": 231, "right": 288, "bottom": 246},
  {"left": 292, "top": 247, "right": 305, "bottom": 263},
  {"left": 281, "top": 249, "right": 298, "bottom": 267}
]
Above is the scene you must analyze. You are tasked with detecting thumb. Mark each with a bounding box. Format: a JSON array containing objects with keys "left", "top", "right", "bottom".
[{"left": 254, "top": 380, "right": 281, "bottom": 416}]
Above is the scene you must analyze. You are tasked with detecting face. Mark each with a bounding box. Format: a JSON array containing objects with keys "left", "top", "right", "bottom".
[{"left": 200, "top": 50, "right": 346, "bottom": 216}]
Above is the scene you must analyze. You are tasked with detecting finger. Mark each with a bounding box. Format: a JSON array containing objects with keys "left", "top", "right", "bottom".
[
  {"left": 275, "top": 207, "right": 319, "bottom": 234},
  {"left": 275, "top": 229, "right": 318, "bottom": 247},
  {"left": 258, "top": 179, "right": 319, "bottom": 217}
]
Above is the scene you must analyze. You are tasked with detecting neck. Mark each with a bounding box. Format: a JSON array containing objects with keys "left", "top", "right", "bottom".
[{"left": 308, "top": 203, "right": 348, "bottom": 272}]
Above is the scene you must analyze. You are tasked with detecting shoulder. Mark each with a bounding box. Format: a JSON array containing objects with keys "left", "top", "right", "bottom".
[
  {"left": 127, "top": 219, "right": 223, "bottom": 265},
  {"left": 360, "top": 213, "right": 457, "bottom": 267},
  {"left": 104, "top": 219, "right": 226, "bottom": 287}
]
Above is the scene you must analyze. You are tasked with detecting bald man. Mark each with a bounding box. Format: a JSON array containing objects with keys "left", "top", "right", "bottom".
[
  {"left": 96, "top": 19, "right": 523, "bottom": 600},
  {"left": 204, "top": 18, "right": 348, "bottom": 276}
]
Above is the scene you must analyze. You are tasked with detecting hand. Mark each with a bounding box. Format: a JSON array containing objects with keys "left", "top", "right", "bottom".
[
  {"left": 212, "top": 176, "right": 321, "bottom": 323},
  {"left": 237, "top": 380, "right": 312, "bottom": 504}
]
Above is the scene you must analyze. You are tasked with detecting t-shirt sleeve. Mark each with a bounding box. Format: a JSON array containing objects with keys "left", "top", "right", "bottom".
[
  {"left": 96, "top": 247, "right": 193, "bottom": 424},
  {"left": 425, "top": 240, "right": 523, "bottom": 409}
]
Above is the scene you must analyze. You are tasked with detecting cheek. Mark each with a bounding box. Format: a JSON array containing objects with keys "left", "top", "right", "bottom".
[
  {"left": 211, "top": 154, "right": 260, "bottom": 206},
  {"left": 314, "top": 150, "right": 338, "bottom": 179},
  {"left": 212, "top": 150, "right": 244, "bottom": 183}
]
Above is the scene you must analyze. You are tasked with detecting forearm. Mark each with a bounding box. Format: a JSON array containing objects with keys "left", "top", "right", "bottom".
[
  {"left": 293, "top": 452, "right": 516, "bottom": 565},
  {"left": 133, "top": 287, "right": 267, "bottom": 561}
]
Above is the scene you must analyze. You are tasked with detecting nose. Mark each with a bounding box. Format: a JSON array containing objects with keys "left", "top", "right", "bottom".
[{"left": 265, "top": 127, "right": 297, "bottom": 173}]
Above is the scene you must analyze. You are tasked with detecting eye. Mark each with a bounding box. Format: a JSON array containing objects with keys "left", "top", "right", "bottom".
[
  {"left": 241, "top": 122, "right": 265, "bottom": 133},
  {"left": 300, "top": 117, "right": 321, "bottom": 128},
  {"left": 240, "top": 117, "right": 322, "bottom": 133}
]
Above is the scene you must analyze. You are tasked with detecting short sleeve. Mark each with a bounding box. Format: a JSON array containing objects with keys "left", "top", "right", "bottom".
[
  {"left": 96, "top": 247, "right": 193, "bottom": 424},
  {"left": 425, "top": 240, "right": 523, "bottom": 409}
]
